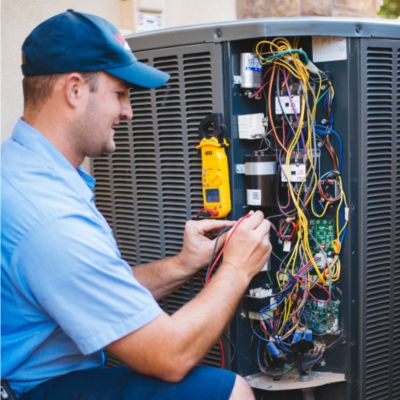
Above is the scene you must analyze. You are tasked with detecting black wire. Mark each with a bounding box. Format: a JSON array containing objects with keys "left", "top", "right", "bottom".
[
  {"left": 222, "top": 331, "right": 237, "bottom": 366},
  {"left": 206, "top": 226, "right": 232, "bottom": 276}
]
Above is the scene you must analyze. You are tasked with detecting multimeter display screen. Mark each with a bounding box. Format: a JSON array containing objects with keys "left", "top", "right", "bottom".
[{"left": 205, "top": 189, "right": 220, "bottom": 203}]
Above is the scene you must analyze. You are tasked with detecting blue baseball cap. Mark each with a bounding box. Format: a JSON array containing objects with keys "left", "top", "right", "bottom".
[{"left": 21, "top": 9, "right": 169, "bottom": 88}]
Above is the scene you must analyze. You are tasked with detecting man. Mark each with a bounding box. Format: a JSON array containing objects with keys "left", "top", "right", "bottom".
[{"left": 1, "top": 10, "right": 272, "bottom": 400}]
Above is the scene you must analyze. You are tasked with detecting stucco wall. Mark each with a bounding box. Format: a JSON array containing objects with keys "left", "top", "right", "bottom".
[
  {"left": 1, "top": 0, "right": 120, "bottom": 142},
  {"left": 164, "top": 0, "right": 236, "bottom": 27},
  {"left": 1, "top": 0, "right": 236, "bottom": 143}
]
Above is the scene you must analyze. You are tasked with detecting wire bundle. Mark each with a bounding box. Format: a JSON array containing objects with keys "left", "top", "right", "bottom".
[
  {"left": 202, "top": 215, "right": 251, "bottom": 368},
  {"left": 249, "top": 37, "right": 349, "bottom": 376}
]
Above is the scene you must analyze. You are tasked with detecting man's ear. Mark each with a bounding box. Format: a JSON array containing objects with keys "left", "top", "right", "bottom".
[{"left": 64, "top": 73, "right": 88, "bottom": 108}]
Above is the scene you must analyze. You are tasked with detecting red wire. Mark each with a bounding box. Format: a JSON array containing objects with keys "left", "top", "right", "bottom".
[
  {"left": 196, "top": 207, "right": 219, "bottom": 218},
  {"left": 203, "top": 213, "right": 252, "bottom": 369},
  {"left": 219, "top": 338, "right": 225, "bottom": 368},
  {"left": 205, "top": 214, "right": 251, "bottom": 283}
]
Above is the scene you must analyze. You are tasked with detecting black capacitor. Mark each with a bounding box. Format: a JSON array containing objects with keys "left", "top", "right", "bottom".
[{"left": 245, "top": 154, "right": 277, "bottom": 208}]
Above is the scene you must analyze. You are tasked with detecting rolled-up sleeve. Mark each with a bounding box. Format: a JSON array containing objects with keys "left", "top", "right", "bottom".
[{"left": 13, "top": 214, "right": 162, "bottom": 355}]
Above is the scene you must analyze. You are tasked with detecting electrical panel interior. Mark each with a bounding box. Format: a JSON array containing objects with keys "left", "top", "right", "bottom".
[{"left": 208, "top": 36, "right": 352, "bottom": 398}]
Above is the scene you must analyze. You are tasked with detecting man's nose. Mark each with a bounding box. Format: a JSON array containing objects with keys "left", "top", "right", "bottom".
[{"left": 121, "top": 98, "right": 133, "bottom": 120}]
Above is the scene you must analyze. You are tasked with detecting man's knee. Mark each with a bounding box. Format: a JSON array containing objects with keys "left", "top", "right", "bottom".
[{"left": 229, "top": 374, "right": 255, "bottom": 400}]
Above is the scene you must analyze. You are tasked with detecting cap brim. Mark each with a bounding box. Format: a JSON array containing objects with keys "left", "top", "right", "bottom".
[{"left": 106, "top": 60, "right": 169, "bottom": 89}]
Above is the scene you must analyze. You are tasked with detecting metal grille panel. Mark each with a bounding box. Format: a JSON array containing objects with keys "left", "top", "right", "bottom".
[
  {"left": 92, "top": 154, "right": 114, "bottom": 225},
  {"left": 362, "top": 43, "right": 400, "bottom": 400},
  {"left": 392, "top": 48, "right": 400, "bottom": 400},
  {"left": 93, "top": 44, "right": 223, "bottom": 367}
]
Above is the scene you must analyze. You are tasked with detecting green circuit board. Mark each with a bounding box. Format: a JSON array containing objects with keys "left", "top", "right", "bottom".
[
  {"left": 304, "top": 299, "right": 340, "bottom": 335},
  {"left": 309, "top": 219, "right": 335, "bottom": 254}
]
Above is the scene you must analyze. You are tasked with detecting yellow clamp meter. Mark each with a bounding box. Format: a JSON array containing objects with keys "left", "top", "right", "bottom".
[{"left": 196, "top": 113, "right": 231, "bottom": 218}]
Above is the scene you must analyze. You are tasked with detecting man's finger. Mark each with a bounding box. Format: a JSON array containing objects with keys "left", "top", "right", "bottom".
[
  {"left": 191, "top": 219, "right": 236, "bottom": 234},
  {"left": 254, "top": 219, "right": 271, "bottom": 237},
  {"left": 262, "top": 235, "right": 272, "bottom": 249},
  {"left": 240, "top": 210, "right": 265, "bottom": 230}
]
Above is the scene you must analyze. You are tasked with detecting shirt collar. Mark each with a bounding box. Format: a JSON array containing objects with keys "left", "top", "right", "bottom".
[
  {"left": 77, "top": 166, "right": 96, "bottom": 191},
  {"left": 12, "top": 118, "right": 96, "bottom": 202}
]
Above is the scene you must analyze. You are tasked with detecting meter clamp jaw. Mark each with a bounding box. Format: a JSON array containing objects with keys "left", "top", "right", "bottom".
[{"left": 196, "top": 113, "right": 232, "bottom": 219}]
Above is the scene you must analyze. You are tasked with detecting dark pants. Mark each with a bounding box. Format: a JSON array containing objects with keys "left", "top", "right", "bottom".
[{"left": 20, "top": 366, "right": 236, "bottom": 400}]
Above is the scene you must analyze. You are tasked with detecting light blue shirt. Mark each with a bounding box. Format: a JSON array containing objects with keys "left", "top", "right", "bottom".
[{"left": 1, "top": 119, "right": 162, "bottom": 396}]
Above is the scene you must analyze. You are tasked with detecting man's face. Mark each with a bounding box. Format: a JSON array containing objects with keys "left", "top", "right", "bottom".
[{"left": 77, "top": 72, "right": 133, "bottom": 158}]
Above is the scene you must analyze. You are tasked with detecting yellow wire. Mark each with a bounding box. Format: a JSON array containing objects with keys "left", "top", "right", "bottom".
[{"left": 254, "top": 37, "right": 348, "bottom": 338}]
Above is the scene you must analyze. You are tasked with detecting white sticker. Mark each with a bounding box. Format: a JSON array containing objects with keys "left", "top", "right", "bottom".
[
  {"left": 247, "top": 189, "right": 262, "bottom": 206},
  {"left": 238, "top": 113, "right": 266, "bottom": 139},
  {"left": 312, "top": 37, "right": 347, "bottom": 62},
  {"left": 249, "top": 287, "right": 273, "bottom": 298},
  {"left": 245, "top": 56, "right": 262, "bottom": 72},
  {"left": 283, "top": 241, "right": 291, "bottom": 252},
  {"left": 137, "top": 12, "right": 163, "bottom": 32}
]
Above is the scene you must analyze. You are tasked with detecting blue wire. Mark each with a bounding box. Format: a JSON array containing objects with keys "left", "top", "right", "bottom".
[
  {"left": 259, "top": 284, "right": 294, "bottom": 313},
  {"left": 259, "top": 295, "right": 285, "bottom": 313},
  {"left": 316, "top": 90, "right": 329, "bottom": 106},
  {"left": 271, "top": 336, "right": 293, "bottom": 354},
  {"left": 252, "top": 328, "right": 270, "bottom": 343},
  {"left": 276, "top": 340, "right": 293, "bottom": 354}
]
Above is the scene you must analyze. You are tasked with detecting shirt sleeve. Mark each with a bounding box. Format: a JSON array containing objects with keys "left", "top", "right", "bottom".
[{"left": 13, "top": 213, "right": 162, "bottom": 355}]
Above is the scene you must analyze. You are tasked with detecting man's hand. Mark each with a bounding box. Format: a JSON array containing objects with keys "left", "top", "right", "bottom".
[
  {"left": 222, "top": 211, "right": 272, "bottom": 280},
  {"left": 109, "top": 213, "right": 272, "bottom": 383},
  {"left": 177, "top": 219, "right": 235, "bottom": 273}
]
